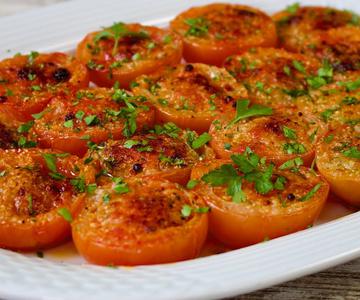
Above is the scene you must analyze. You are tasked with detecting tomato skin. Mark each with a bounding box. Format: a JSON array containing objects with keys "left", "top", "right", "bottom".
[
  {"left": 170, "top": 3, "right": 277, "bottom": 66},
  {"left": 0, "top": 194, "right": 84, "bottom": 251},
  {"left": 132, "top": 63, "right": 247, "bottom": 133},
  {"left": 316, "top": 126, "right": 360, "bottom": 207},
  {"left": 72, "top": 179, "right": 208, "bottom": 265},
  {"left": 191, "top": 160, "right": 329, "bottom": 248},
  {"left": 0, "top": 52, "right": 89, "bottom": 121},
  {"left": 76, "top": 23, "right": 183, "bottom": 88},
  {"left": 32, "top": 88, "right": 155, "bottom": 157},
  {"left": 0, "top": 149, "right": 94, "bottom": 251}
]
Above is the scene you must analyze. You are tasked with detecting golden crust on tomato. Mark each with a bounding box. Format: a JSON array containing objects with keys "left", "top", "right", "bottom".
[
  {"left": 132, "top": 63, "right": 247, "bottom": 133},
  {"left": 316, "top": 126, "right": 360, "bottom": 206},
  {"left": 0, "top": 148, "right": 95, "bottom": 250},
  {"left": 76, "top": 23, "right": 183, "bottom": 88},
  {"left": 32, "top": 88, "right": 155, "bottom": 156},
  {"left": 170, "top": 3, "right": 277, "bottom": 65},
  {"left": 0, "top": 52, "right": 89, "bottom": 121},
  {"left": 191, "top": 152, "right": 329, "bottom": 248},
  {"left": 72, "top": 178, "right": 208, "bottom": 265}
]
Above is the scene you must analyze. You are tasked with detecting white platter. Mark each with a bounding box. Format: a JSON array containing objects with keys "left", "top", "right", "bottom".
[{"left": 0, "top": 0, "right": 359, "bottom": 299}]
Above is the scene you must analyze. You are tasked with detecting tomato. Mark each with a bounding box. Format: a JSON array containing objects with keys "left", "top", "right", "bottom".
[
  {"left": 32, "top": 88, "right": 155, "bottom": 157},
  {"left": 273, "top": 6, "right": 356, "bottom": 55},
  {"left": 191, "top": 152, "right": 329, "bottom": 248},
  {"left": 170, "top": 3, "right": 277, "bottom": 66},
  {"left": 296, "top": 88, "right": 360, "bottom": 130},
  {"left": 316, "top": 126, "right": 360, "bottom": 207},
  {"left": 312, "top": 26, "right": 360, "bottom": 73},
  {"left": 209, "top": 112, "right": 325, "bottom": 166},
  {"left": 223, "top": 47, "right": 320, "bottom": 112},
  {"left": 72, "top": 178, "right": 208, "bottom": 265},
  {"left": 85, "top": 125, "right": 207, "bottom": 185},
  {"left": 132, "top": 63, "right": 247, "bottom": 133},
  {"left": 76, "top": 23, "right": 182, "bottom": 88},
  {"left": 0, "top": 148, "right": 95, "bottom": 251},
  {"left": 0, "top": 52, "right": 89, "bottom": 121}
]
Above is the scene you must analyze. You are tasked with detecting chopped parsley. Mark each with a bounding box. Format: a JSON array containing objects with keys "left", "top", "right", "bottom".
[
  {"left": 283, "top": 126, "right": 297, "bottom": 140},
  {"left": 283, "top": 142, "right": 306, "bottom": 154},
  {"left": 57, "top": 208, "right": 73, "bottom": 223},
  {"left": 228, "top": 99, "right": 272, "bottom": 126},
  {"left": 342, "top": 146, "right": 360, "bottom": 159},
  {"left": 299, "top": 183, "right": 322, "bottom": 202},
  {"left": 186, "top": 179, "right": 199, "bottom": 189},
  {"left": 286, "top": 2, "right": 300, "bottom": 14},
  {"left": 191, "top": 133, "right": 211, "bottom": 149},
  {"left": 93, "top": 22, "right": 149, "bottom": 56},
  {"left": 17, "top": 121, "right": 34, "bottom": 133},
  {"left": 184, "top": 17, "right": 210, "bottom": 37},
  {"left": 181, "top": 204, "right": 192, "bottom": 218},
  {"left": 202, "top": 148, "right": 286, "bottom": 202}
]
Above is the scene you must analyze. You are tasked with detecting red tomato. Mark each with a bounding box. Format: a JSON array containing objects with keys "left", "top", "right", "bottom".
[
  {"left": 76, "top": 23, "right": 183, "bottom": 88},
  {"left": 191, "top": 152, "right": 329, "bottom": 248},
  {"left": 72, "top": 178, "right": 208, "bottom": 265},
  {"left": 32, "top": 88, "right": 155, "bottom": 157},
  {"left": 223, "top": 47, "right": 320, "bottom": 112},
  {"left": 0, "top": 148, "right": 95, "bottom": 250},
  {"left": 209, "top": 111, "right": 326, "bottom": 166},
  {"left": 273, "top": 6, "right": 355, "bottom": 55},
  {"left": 85, "top": 126, "right": 206, "bottom": 185},
  {"left": 132, "top": 63, "right": 247, "bottom": 133},
  {"left": 0, "top": 52, "right": 89, "bottom": 121},
  {"left": 170, "top": 3, "right": 277, "bottom": 66}
]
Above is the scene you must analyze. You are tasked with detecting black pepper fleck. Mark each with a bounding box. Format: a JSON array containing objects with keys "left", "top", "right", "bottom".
[
  {"left": 287, "top": 193, "right": 296, "bottom": 200},
  {"left": 184, "top": 64, "right": 194, "bottom": 72},
  {"left": 64, "top": 112, "right": 75, "bottom": 121},
  {"left": 132, "top": 163, "right": 143, "bottom": 173},
  {"left": 53, "top": 68, "right": 70, "bottom": 82}
]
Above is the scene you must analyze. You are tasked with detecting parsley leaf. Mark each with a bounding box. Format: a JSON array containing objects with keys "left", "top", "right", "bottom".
[
  {"left": 228, "top": 99, "right": 272, "bottom": 126},
  {"left": 299, "top": 183, "right": 321, "bottom": 202},
  {"left": 57, "top": 208, "right": 73, "bottom": 223},
  {"left": 184, "top": 17, "right": 209, "bottom": 36},
  {"left": 192, "top": 133, "right": 211, "bottom": 149},
  {"left": 181, "top": 205, "right": 192, "bottom": 218},
  {"left": 283, "top": 126, "right": 297, "bottom": 140},
  {"left": 342, "top": 146, "right": 360, "bottom": 159},
  {"left": 286, "top": 2, "right": 300, "bottom": 14},
  {"left": 17, "top": 121, "right": 34, "bottom": 133},
  {"left": 186, "top": 179, "right": 199, "bottom": 189}
]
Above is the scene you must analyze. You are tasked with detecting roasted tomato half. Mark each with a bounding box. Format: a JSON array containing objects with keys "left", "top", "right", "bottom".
[
  {"left": 273, "top": 6, "right": 357, "bottom": 54},
  {"left": 76, "top": 22, "right": 183, "bottom": 88},
  {"left": 209, "top": 108, "right": 325, "bottom": 166},
  {"left": 190, "top": 149, "right": 329, "bottom": 248},
  {"left": 0, "top": 149, "right": 95, "bottom": 251},
  {"left": 32, "top": 88, "right": 155, "bottom": 157},
  {"left": 132, "top": 63, "right": 247, "bottom": 133},
  {"left": 224, "top": 47, "right": 320, "bottom": 112},
  {"left": 313, "top": 26, "right": 360, "bottom": 73},
  {"left": 316, "top": 126, "right": 360, "bottom": 207},
  {"left": 296, "top": 88, "right": 360, "bottom": 130},
  {"left": 0, "top": 52, "right": 89, "bottom": 121},
  {"left": 85, "top": 123, "right": 211, "bottom": 185},
  {"left": 72, "top": 178, "right": 209, "bottom": 266},
  {"left": 170, "top": 3, "right": 277, "bottom": 66}
]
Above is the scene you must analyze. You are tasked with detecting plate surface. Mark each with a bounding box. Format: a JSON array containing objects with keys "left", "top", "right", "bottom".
[{"left": 0, "top": 0, "right": 360, "bottom": 299}]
